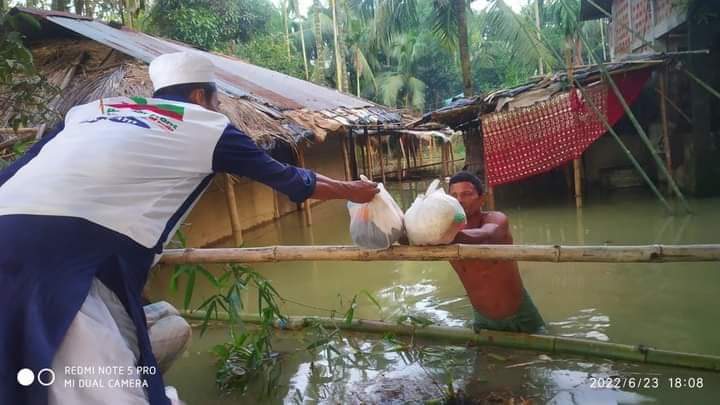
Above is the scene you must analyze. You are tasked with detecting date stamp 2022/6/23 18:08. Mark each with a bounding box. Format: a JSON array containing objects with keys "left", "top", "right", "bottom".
[{"left": 588, "top": 376, "right": 705, "bottom": 390}]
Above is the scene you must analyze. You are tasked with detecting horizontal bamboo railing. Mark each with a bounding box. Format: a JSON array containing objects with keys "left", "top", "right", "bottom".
[
  {"left": 183, "top": 311, "right": 720, "bottom": 372},
  {"left": 160, "top": 244, "right": 720, "bottom": 265}
]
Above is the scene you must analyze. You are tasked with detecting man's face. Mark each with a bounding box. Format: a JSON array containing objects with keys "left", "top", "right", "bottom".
[{"left": 449, "top": 181, "right": 484, "bottom": 216}]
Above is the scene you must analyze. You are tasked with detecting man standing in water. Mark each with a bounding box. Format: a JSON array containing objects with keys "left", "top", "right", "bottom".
[{"left": 448, "top": 172, "right": 545, "bottom": 333}]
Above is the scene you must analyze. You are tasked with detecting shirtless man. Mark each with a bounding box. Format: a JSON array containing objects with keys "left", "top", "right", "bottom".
[{"left": 448, "top": 172, "right": 545, "bottom": 333}]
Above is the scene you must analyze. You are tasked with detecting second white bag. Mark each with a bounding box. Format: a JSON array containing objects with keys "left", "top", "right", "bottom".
[{"left": 404, "top": 179, "right": 466, "bottom": 245}]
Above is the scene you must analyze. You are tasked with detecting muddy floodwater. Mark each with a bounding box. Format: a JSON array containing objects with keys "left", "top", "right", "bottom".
[{"left": 147, "top": 182, "right": 720, "bottom": 403}]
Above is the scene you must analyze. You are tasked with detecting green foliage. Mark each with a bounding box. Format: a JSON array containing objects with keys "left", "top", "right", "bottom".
[
  {"left": 0, "top": 12, "right": 58, "bottom": 132},
  {"left": 231, "top": 33, "right": 306, "bottom": 79},
  {"left": 148, "top": 0, "right": 274, "bottom": 50}
]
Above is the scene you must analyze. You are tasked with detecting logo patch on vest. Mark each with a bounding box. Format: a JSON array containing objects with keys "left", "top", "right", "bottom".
[{"left": 83, "top": 97, "right": 186, "bottom": 133}]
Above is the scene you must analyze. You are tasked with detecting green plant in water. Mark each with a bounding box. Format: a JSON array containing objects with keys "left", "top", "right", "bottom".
[{"left": 169, "top": 231, "right": 286, "bottom": 396}]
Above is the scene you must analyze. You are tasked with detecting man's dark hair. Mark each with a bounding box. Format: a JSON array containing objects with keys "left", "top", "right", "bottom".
[
  {"left": 449, "top": 171, "right": 484, "bottom": 195},
  {"left": 152, "top": 82, "right": 217, "bottom": 103}
]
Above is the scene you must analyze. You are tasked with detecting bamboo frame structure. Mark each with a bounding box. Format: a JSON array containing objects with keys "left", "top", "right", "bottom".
[
  {"left": 376, "top": 132, "right": 386, "bottom": 183},
  {"left": 223, "top": 175, "right": 244, "bottom": 247},
  {"left": 182, "top": 312, "right": 720, "bottom": 372},
  {"left": 159, "top": 243, "right": 720, "bottom": 265}
]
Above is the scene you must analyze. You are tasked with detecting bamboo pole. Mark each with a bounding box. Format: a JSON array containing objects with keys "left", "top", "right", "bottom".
[
  {"left": 341, "top": 134, "right": 351, "bottom": 181},
  {"left": 223, "top": 174, "right": 244, "bottom": 247},
  {"left": 297, "top": 147, "right": 313, "bottom": 226},
  {"left": 573, "top": 158, "right": 583, "bottom": 208},
  {"left": 658, "top": 67, "right": 673, "bottom": 194},
  {"left": 348, "top": 130, "right": 358, "bottom": 180},
  {"left": 182, "top": 312, "right": 720, "bottom": 372},
  {"left": 377, "top": 133, "right": 386, "bottom": 183},
  {"left": 364, "top": 127, "right": 373, "bottom": 180},
  {"left": 654, "top": 87, "right": 692, "bottom": 124},
  {"left": 486, "top": 186, "right": 496, "bottom": 210},
  {"left": 159, "top": 243, "right": 720, "bottom": 265},
  {"left": 384, "top": 158, "right": 465, "bottom": 177}
]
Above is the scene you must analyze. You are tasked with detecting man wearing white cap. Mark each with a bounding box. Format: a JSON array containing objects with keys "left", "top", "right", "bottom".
[{"left": 0, "top": 52, "right": 378, "bottom": 405}]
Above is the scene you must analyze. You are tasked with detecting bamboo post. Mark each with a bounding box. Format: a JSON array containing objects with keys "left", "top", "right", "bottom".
[
  {"left": 418, "top": 139, "right": 424, "bottom": 167},
  {"left": 449, "top": 142, "right": 455, "bottom": 174},
  {"left": 658, "top": 67, "right": 673, "bottom": 194},
  {"left": 181, "top": 312, "right": 720, "bottom": 372},
  {"left": 442, "top": 142, "right": 449, "bottom": 177},
  {"left": 348, "top": 130, "right": 358, "bottom": 180},
  {"left": 341, "top": 133, "right": 351, "bottom": 181},
  {"left": 160, "top": 243, "right": 720, "bottom": 265},
  {"left": 297, "top": 146, "right": 313, "bottom": 226},
  {"left": 487, "top": 186, "right": 496, "bottom": 210},
  {"left": 573, "top": 158, "right": 583, "bottom": 208},
  {"left": 224, "top": 174, "right": 244, "bottom": 247},
  {"left": 377, "top": 132, "right": 386, "bottom": 183},
  {"left": 273, "top": 190, "right": 280, "bottom": 219},
  {"left": 364, "top": 127, "right": 374, "bottom": 180}
]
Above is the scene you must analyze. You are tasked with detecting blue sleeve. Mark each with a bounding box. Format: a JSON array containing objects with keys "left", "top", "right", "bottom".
[
  {"left": 212, "top": 125, "right": 317, "bottom": 203},
  {"left": 0, "top": 122, "right": 64, "bottom": 188}
]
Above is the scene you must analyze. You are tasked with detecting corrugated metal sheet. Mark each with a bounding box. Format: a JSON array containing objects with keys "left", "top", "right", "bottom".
[{"left": 29, "top": 11, "right": 376, "bottom": 112}]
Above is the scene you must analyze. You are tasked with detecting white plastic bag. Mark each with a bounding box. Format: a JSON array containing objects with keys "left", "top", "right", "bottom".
[
  {"left": 404, "top": 179, "right": 466, "bottom": 245},
  {"left": 347, "top": 176, "right": 404, "bottom": 249}
]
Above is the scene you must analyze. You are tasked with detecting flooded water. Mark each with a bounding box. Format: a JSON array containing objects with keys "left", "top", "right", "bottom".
[{"left": 147, "top": 181, "right": 720, "bottom": 403}]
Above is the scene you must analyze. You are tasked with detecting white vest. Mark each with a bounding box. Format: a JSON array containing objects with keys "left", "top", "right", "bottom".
[{"left": 0, "top": 96, "right": 230, "bottom": 249}]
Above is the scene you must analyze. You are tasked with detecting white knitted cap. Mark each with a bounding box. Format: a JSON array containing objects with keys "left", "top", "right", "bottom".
[{"left": 149, "top": 52, "right": 216, "bottom": 91}]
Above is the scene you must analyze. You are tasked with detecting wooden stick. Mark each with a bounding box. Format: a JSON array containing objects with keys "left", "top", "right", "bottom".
[
  {"left": 223, "top": 174, "right": 244, "bottom": 247},
  {"left": 573, "top": 158, "right": 583, "bottom": 208},
  {"left": 159, "top": 243, "right": 720, "bottom": 265},
  {"left": 297, "top": 146, "right": 313, "bottom": 226}
]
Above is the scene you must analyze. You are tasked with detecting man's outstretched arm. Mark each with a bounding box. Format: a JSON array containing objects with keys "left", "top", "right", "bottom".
[{"left": 453, "top": 213, "right": 511, "bottom": 244}]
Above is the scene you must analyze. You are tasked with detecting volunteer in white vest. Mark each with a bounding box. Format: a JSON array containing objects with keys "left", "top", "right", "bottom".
[{"left": 0, "top": 52, "right": 378, "bottom": 405}]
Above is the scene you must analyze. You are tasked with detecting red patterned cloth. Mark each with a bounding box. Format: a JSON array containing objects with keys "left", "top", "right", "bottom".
[{"left": 482, "top": 68, "right": 652, "bottom": 186}]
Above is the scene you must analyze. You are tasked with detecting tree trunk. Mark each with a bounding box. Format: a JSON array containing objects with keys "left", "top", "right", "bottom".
[
  {"left": 535, "top": 0, "right": 544, "bottom": 74},
  {"left": 338, "top": 0, "right": 350, "bottom": 92},
  {"left": 312, "top": 3, "right": 325, "bottom": 83},
  {"left": 299, "top": 20, "right": 310, "bottom": 80},
  {"left": 73, "top": 0, "right": 85, "bottom": 15},
  {"left": 454, "top": 0, "right": 473, "bottom": 97},
  {"left": 283, "top": 0, "right": 292, "bottom": 62},
  {"left": 330, "top": 0, "right": 343, "bottom": 91}
]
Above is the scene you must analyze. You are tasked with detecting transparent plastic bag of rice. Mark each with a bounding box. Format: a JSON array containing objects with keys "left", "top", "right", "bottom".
[
  {"left": 347, "top": 176, "right": 404, "bottom": 249},
  {"left": 404, "top": 179, "right": 466, "bottom": 245}
]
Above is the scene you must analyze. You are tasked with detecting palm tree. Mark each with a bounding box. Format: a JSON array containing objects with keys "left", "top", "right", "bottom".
[
  {"left": 288, "top": 0, "right": 310, "bottom": 80},
  {"left": 377, "top": 33, "right": 427, "bottom": 111}
]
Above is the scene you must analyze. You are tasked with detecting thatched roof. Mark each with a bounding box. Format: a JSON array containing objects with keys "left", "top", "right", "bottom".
[{"left": 5, "top": 7, "right": 432, "bottom": 145}]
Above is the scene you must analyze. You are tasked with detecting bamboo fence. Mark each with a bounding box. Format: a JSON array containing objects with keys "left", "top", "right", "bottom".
[{"left": 160, "top": 243, "right": 720, "bottom": 265}]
